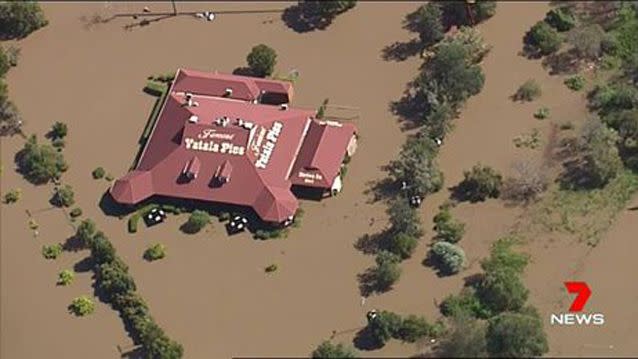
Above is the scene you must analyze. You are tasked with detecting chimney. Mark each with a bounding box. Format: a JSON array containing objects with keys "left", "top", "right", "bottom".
[
  {"left": 280, "top": 104, "right": 289, "bottom": 111},
  {"left": 188, "top": 115, "right": 199, "bottom": 123},
  {"left": 224, "top": 87, "right": 233, "bottom": 97}
]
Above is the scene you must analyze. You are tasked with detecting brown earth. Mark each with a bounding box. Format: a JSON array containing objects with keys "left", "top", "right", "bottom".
[{"left": 1, "top": 2, "right": 636, "bottom": 358}]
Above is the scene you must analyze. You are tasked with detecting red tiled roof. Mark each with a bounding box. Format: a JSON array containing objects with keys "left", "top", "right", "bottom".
[{"left": 111, "top": 69, "right": 356, "bottom": 223}]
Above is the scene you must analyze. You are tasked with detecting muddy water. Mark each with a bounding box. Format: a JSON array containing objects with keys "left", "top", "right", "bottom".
[{"left": 2, "top": 1, "right": 636, "bottom": 358}]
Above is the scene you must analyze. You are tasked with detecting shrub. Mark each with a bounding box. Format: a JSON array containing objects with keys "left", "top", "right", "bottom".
[
  {"left": 440, "top": 1, "right": 496, "bottom": 26},
  {"left": 367, "top": 310, "right": 402, "bottom": 346},
  {"left": 104, "top": 173, "right": 114, "bottom": 181},
  {"left": 95, "top": 258, "right": 136, "bottom": 301},
  {"left": 311, "top": 341, "right": 358, "bottom": 358},
  {"left": 69, "top": 295, "right": 95, "bottom": 316},
  {"left": 92, "top": 167, "right": 105, "bottom": 179},
  {"left": 411, "top": 3, "right": 444, "bottom": 48},
  {"left": 514, "top": 79, "right": 542, "bottom": 102},
  {"left": 578, "top": 119, "right": 623, "bottom": 187},
  {"left": 502, "top": 160, "right": 549, "bottom": 203},
  {"left": 218, "top": 211, "right": 230, "bottom": 222},
  {"left": 143, "top": 80, "right": 167, "bottom": 96},
  {"left": 69, "top": 207, "right": 83, "bottom": 218},
  {"left": 564, "top": 75, "right": 586, "bottom": 92},
  {"left": 265, "top": 264, "right": 278, "bottom": 273},
  {"left": 3, "top": 188, "right": 21, "bottom": 204},
  {"left": 5, "top": 45, "right": 20, "bottom": 66},
  {"left": 16, "top": 135, "right": 67, "bottom": 184},
  {"left": 524, "top": 21, "right": 562, "bottom": 56},
  {"left": 373, "top": 251, "right": 402, "bottom": 291},
  {"left": 128, "top": 213, "right": 140, "bottom": 233},
  {"left": 533, "top": 107, "right": 550, "bottom": 119},
  {"left": 316, "top": 98, "right": 329, "bottom": 119},
  {"left": 429, "top": 241, "right": 466, "bottom": 275},
  {"left": 0, "top": 99, "right": 23, "bottom": 137},
  {"left": 436, "top": 316, "right": 488, "bottom": 358},
  {"left": 544, "top": 7, "right": 575, "bottom": 32},
  {"left": 486, "top": 312, "right": 548, "bottom": 358},
  {"left": 0, "top": 46, "right": 8, "bottom": 77},
  {"left": 51, "top": 184, "right": 75, "bottom": 207},
  {"left": 246, "top": 44, "right": 277, "bottom": 78},
  {"left": 386, "top": 232, "right": 418, "bottom": 260},
  {"left": 440, "top": 287, "right": 491, "bottom": 319},
  {"left": 182, "top": 210, "right": 211, "bottom": 233},
  {"left": 387, "top": 198, "right": 423, "bottom": 238},
  {"left": 0, "top": 1, "right": 48, "bottom": 40},
  {"left": 51, "top": 137, "right": 65, "bottom": 150},
  {"left": 560, "top": 120, "right": 575, "bottom": 130},
  {"left": 568, "top": 24, "right": 605, "bottom": 61},
  {"left": 144, "top": 243, "right": 167, "bottom": 261},
  {"left": 398, "top": 315, "right": 432, "bottom": 343},
  {"left": 42, "top": 243, "right": 63, "bottom": 260},
  {"left": 433, "top": 205, "right": 465, "bottom": 243},
  {"left": 388, "top": 136, "right": 443, "bottom": 197},
  {"left": 57, "top": 269, "right": 74, "bottom": 286},
  {"left": 49, "top": 121, "right": 68, "bottom": 139},
  {"left": 75, "top": 219, "right": 97, "bottom": 248},
  {"left": 457, "top": 164, "right": 503, "bottom": 202}
]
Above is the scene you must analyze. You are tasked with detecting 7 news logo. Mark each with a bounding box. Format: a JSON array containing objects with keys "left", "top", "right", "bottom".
[{"left": 550, "top": 281, "right": 605, "bottom": 326}]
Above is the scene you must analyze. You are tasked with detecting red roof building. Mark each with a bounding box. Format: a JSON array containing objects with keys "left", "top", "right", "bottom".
[{"left": 111, "top": 69, "right": 357, "bottom": 224}]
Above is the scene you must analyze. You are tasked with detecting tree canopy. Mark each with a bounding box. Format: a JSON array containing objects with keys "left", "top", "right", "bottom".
[
  {"left": 311, "top": 341, "right": 358, "bottom": 358},
  {"left": 0, "top": 1, "right": 48, "bottom": 40},
  {"left": 247, "top": 44, "right": 277, "bottom": 78},
  {"left": 16, "top": 135, "right": 67, "bottom": 184},
  {"left": 487, "top": 311, "right": 549, "bottom": 358}
]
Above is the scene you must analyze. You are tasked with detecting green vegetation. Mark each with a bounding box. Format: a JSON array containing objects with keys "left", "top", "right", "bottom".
[
  {"left": 51, "top": 184, "right": 75, "bottom": 207},
  {"left": 265, "top": 264, "right": 278, "bottom": 273},
  {"left": 370, "top": 251, "right": 402, "bottom": 292},
  {"left": 436, "top": 316, "right": 488, "bottom": 358},
  {"left": 57, "top": 269, "right": 74, "bottom": 286},
  {"left": 69, "top": 207, "right": 83, "bottom": 219},
  {"left": 311, "top": 341, "right": 357, "bottom": 358},
  {"left": 76, "top": 220, "right": 183, "bottom": 357},
  {"left": 365, "top": 310, "right": 440, "bottom": 348},
  {"left": 513, "top": 128, "right": 542, "bottom": 149},
  {"left": 143, "top": 80, "right": 168, "bottom": 97},
  {"left": 181, "top": 210, "right": 211, "bottom": 234},
  {"left": 0, "top": 99, "right": 22, "bottom": 137},
  {"left": 429, "top": 241, "right": 466, "bottom": 275},
  {"left": 388, "top": 137, "right": 443, "bottom": 197},
  {"left": 524, "top": 21, "right": 563, "bottom": 56},
  {"left": 439, "top": 1, "right": 496, "bottom": 27},
  {"left": 49, "top": 121, "right": 68, "bottom": 139},
  {"left": 487, "top": 311, "right": 548, "bottom": 357},
  {"left": 144, "top": 243, "right": 167, "bottom": 261},
  {"left": 457, "top": 164, "right": 503, "bottom": 202},
  {"left": 3, "top": 188, "right": 21, "bottom": 204},
  {"left": 92, "top": 166, "right": 105, "bottom": 179},
  {"left": 410, "top": 3, "right": 444, "bottom": 48},
  {"left": 568, "top": 24, "right": 605, "bottom": 61},
  {"left": 68, "top": 295, "right": 95, "bottom": 316},
  {"left": 16, "top": 135, "right": 68, "bottom": 184},
  {"left": 433, "top": 204, "right": 465, "bottom": 243},
  {"left": 544, "top": 6, "right": 576, "bottom": 32},
  {"left": 128, "top": 213, "right": 141, "bottom": 233},
  {"left": 51, "top": 137, "right": 65, "bottom": 150},
  {"left": 316, "top": 98, "right": 329, "bottom": 119},
  {"left": 42, "top": 243, "right": 63, "bottom": 260},
  {"left": 246, "top": 44, "right": 277, "bottom": 78},
  {"left": 514, "top": 79, "right": 542, "bottom": 102},
  {"left": 533, "top": 107, "right": 550, "bottom": 119},
  {"left": 0, "top": 1, "right": 48, "bottom": 40}
]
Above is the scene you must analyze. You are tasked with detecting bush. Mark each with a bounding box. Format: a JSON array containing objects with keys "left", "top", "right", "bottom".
[
  {"left": 128, "top": 213, "right": 140, "bottom": 233},
  {"left": 440, "top": 1, "right": 496, "bottom": 26},
  {"left": 411, "top": 3, "right": 444, "bottom": 48},
  {"left": 5, "top": 45, "right": 20, "bottom": 66},
  {"left": 440, "top": 287, "right": 491, "bottom": 319},
  {"left": 57, "top": 269, "right": 74, "bottom": 286},
  {"left": 0, "top": 46, "right": 9, "bottom": 77},
  {"left": 182, "top": 210, "right": 211, "bottom": 234},
  {"left": 143, "top": 80, "right": 167, "bottom": 97},
  {"left": 533, "top": 107, "right": 550, "bottom": 119},
  {"left": 386, "top": 232, "right": 418, "bottom": 260},
  {"left": 144, "top": 243, "right": 167, "bottom": 261},
  {"left": 92, "top": 167, "right": 105, "bottom": 179},
  {"left": 0, "top": 1, "right": 48, "bottom": 40},
  {"left": 68, "top": 295, "right": 95, "bottom": 316},
  {"left": 0, "top": 99, "right": 23, "bottom": 137},
  {"left": 544, "top": 7, "right": 575, "bottom": 32},
  {"left": 51, "top": 184, "right": 75, "bottom": 207},
  {"left": 246, "top": 44, "right": 277, "bottom": 78},
  {"left": 16, "top": 135, "right": 67, "bottom": 184},
  {"left": 372, "top": 251, "right": 402, "bottom": 291},
  {"left": 502, "top": 160, "right": 549, "bottom": 203},
  {"left": 311, "top": 341, "right": 358, "bottom": 358},
  {"left": 524, "top": 21, "right": 562, "bottom": 56},
  {"left": 42, "top": 243, "right": 63, "bottom": 260},
  {"left": 457, "top": 164, "right": 503, "bottom": 202},
  {"left": 217, "top": 211, "right": 230, "bottom": 222},
  {"left": 568, "top": 24, "right": 605, "bottom": 61},
  {"left": 69, "top": 207, "right": 83, "bottom": 218},
  {"left": 514, "top": 79, "right": 542, "bottom": 102},
  {"left": 367, "top": 310, "right": 402, "bottom": 346},
  {"left": 560, "top": 120, "right": 575, "bottom": 130},
  {"left": 105, "top": 173, "right": 114, "bottom": 181},
  {"left": 75, "top": 219, "right": 97, "bottom": 248},
  {"left": 50, "top": 121, "right": 68, "bottom": 139},
  {"left": 51, "top": 137, "right": 65, "bottom": 150},
  {"left": 486, "top": 311, "right": 548, "bottom": 358},
  {"left": 429, "top": 241, "right": 466, "bottom": 275},
  {"left": 398, "top": 315, "right": 432, "bottom": 343},
  {"left": 436, "top": 316, "right": 488, "bottom": 358},
  {"left": 3, "top": 188, "right": 21, "bottom": 204},
  {"left": 265, "top": 264, "right": 278, "bottom": 273},
  {"left": 388, "top": 136, "right": 443, "bottom": 198},
  {"left": 578, "top": 119, "right": 623, "bottom": 187},
  {"left": 433, "top": 205, "right": 465, "bottom": 243},
  {"left": 387, "top": 198, "right": 423, "bottom": 238}
]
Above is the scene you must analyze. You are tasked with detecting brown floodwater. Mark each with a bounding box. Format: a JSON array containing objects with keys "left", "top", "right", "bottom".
[{"left": 1, "top": 2, "right": 636, "bottom": 358}]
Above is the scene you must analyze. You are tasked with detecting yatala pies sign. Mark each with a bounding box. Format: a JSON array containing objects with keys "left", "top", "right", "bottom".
[
  {"left": 184, "top": 129, "right": 245, "bottom": 155},
  {"left": 550, "top": 282, "right": 605, "bottom": 326}
]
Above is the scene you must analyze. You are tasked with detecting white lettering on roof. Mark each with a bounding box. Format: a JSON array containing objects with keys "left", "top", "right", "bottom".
[
  {"left": 255, "top": 121, "right": 283, "bottom": 169},
  {"left": 198, "top": 128, "right": 235, "bottom": 141},
  {"left": 184, "top": 137, "right": 245, "bottom": 155}
]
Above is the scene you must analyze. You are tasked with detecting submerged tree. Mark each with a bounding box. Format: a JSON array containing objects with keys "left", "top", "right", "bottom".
[
  {"left": 0, "top": 1, "right": 48, "bottom": 40},
  {"left": 487, "top": 311, "right": 548, "bottom": 358},
  {"left": 311, "top": 341, "right": 358, "bottom": 358},
  {"left": 246, "top": 44, "right": 277, "bottom": 78},
  {"left": 16, "top": 135, "right": 67, "bottom": 184}
]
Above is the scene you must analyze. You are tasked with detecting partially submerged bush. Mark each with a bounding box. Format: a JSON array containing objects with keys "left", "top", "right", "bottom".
[
  {"left": 433, "top": 205, "right": 465, "bottom": 243},
  {"left": 42, "top": 243, "right": 63, "bottom": 260},
  {"left": 57, "top": 269, "right": 74, "bottom": 286},
  {"left": 564, "top": 75, "right": 586, "bottom": 91},
  {"left": 265, "top": 264, "right": 278, "bottom": 273},
  {"left": 514, "top": 79, "right": 542, "bottom": 102},
  {"left": 544, "top": 7, "right": 576, "bottom": 32},
  {"left": 0, "top": 1, "right": 48, "bottom": 40},
  {"left": 51, "top": 184, "right": 75, "bottom": 207},
  {"left": 128, "top": 213, "right": 140, "bottom": 233},
  {"left": 246, "top": 44, "right": 277, "bottom": 78},
  {"left": 502, "top": 160, "right": 549, "bottom": 203},
  {"left": 524, "top": 21, "right": 562, "bottom": 56},
  {"left": 533, "top": 107, "right": 550, "bottom": 119},
  {"left": 3, "top": 188, "right": 21, "bottom": 204},
  {"left": 16, "top": 135, "right": 67, "bottom": 184},
  {"left": 144, "top": 243, "right": 167, "bottom": 261},
  {"left": 429, "top": 241, "right": 467, "bottom": 275},
  {"left": 68, "top": 295, "right": 95, "bottom": 316},
  {"left": 49, "top": 121, "right": 68, "bottom": 139},
  {"left": 69, "top": 207, "right": 83, "bottom": 218},
  {"left": 92, "top": 167, "right": 105, "bottom": 179},
  {"left": 457, "top": 164, "right": 503, "bottom": 202},
  {"left": 181, "top": 210, "right": 211, "bottom": 234},
  {"left": 311, "top": 341, "right": 358, "bottom": 358},
  {"left": 372, "top": 251, "right": 402, "bottom": 291}
]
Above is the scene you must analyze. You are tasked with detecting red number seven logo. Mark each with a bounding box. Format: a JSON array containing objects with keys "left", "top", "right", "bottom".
[{"left": 564, "top": 281, "right": 592, "bottom": 312}]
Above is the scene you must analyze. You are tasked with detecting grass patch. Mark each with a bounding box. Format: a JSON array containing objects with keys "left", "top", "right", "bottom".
[
  {"left": 130, "top": 81, "right": 170, "bottom": 170},
  {"left": 528, "top": 170, "right": 638, "bottom": 245}
]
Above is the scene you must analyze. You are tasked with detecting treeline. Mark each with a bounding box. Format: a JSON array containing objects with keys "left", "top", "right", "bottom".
[
  {"left": 75, "top": 219, "right": 184, "bottom": 359},
  {"left": 0, "top": 1, "right": 48, "bottom": 137}
]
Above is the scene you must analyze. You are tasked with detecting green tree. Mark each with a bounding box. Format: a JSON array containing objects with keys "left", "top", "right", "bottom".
[
  {"left": 514, "top": 79, "right": 542, "bottom": 102},
  {"left": 68, "top": 295, "right": 95, "bottom": 316},
  {"left": 579, "top": 119, "right": 623, "bottom": 187},
  {"left": 368, "top": 310, "right": 402, "bottom": 346},
  {"left": 90, "top": 231, "right": 117, "bottom": 265},
  {"left": 388, "top": 136, "right": 443, "bottom": 197},
  {"left": 386, "top": 197, "right": 423, "bottom": 238},
  {"left": 544, "top": 7, "right": 576, "bottom": 32},
  {"left": 302, "top": 0, "right": 357, "bottom": 18},
  {"left": 457, "top": 164, "right": 503, "bottom": 202},
  {"left": 49, "top": 121, "right": 68, "bottom": 139},
  {"left": 96, "top": 258, "right": 136, "bottom": 301},
  {"left": 0, "top": 100, "right": 23, "bottom": 137},
  {"left": 3, "top": 188, "right": 21, "bottom": 204},
  {"left": 182, "top": 210, "right": 211, "bottom": 234},
  {"left": 525, "top": 21, "right": 562, "bottom": 56},
  {"left": 398, "top": 315, "right": 431, "bottom": 343},
  {"left": 76, "top": 218, "right": 97, "bottom": 248},
  {"left": 16, "top": 135, "right": 68, "bottom": 184},
  {"left": 440, "top": 1, "right": 496, "bottom": 26},
  {"left": 57, "top": 269, "right": 74, "bottom": 286},
  {"left": 42, "top": 243, "right": 63, "bottom": 260},
  {"left": 440, "top": 287, "right": 491, "bottom": 319},
  {"left": 311, "top": 341, "right": 358, "bottom": 358},
  {"left": 0, "top": 1, "right": 48, "bottom": 40},
  {"left": 386, "top": 232, "right": 418, "bottom": 260},
  {"left": 373, "top": 251, "right": 402, "bottom": 291},
  {"left": 437, "top": 316, "right": 488, "bottom": 358},
  {"left": 247, "top": 44, "right": 277, "bottom": 77},
  {"left": 429, "top": 241, "right": 466, "bottom": 275},
  {"left": 144, "top": 243, "right": 167, "bottom": 261},
  {"left": 0, "top": 45, "right": 9, "bottom": 77},
  {"left": 433, "top": 205, "right": 465, "bottom": 243},
  {"left": 568, "top": 24, "right": 605, "bottom": 61},
  {"left": 411, "top": 3, "right": 444, "bottom": 48},
  {"left": 92, "top": 166, "right": 106, "bottom": 179},
  {"left": 487, "top": 311, "right": 549, "bottom": 358},
  {"left": 51, "top": 184, "right": 75, "bottom": 207}
]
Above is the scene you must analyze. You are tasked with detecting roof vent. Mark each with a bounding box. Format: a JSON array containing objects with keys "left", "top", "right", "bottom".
[
  {"left": 224, "top": 87, "right": 233, "bottom": 97},
  {"left": 188, "top": 115, "right": 199, "bottom": 123},
  {"left": 280, "top": 104, "right": 289, "bottom": 111},
  {"left": 215, "top": 116, "right": 230, "bottom": 127}
]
